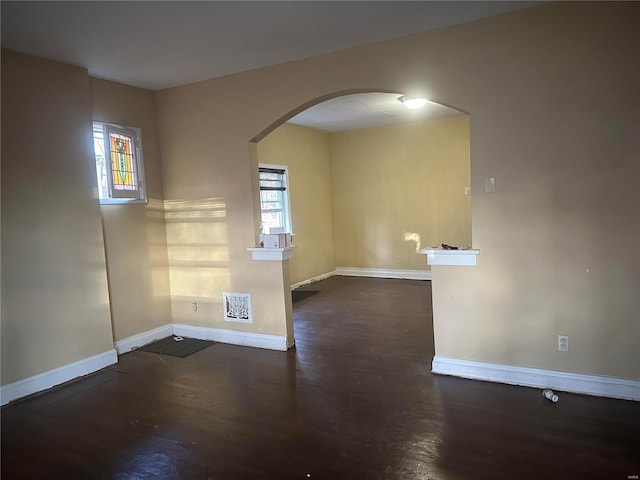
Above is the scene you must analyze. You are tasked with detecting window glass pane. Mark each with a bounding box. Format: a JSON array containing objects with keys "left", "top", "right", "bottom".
[
  {"left": 260, "top": 172, "right": 281, "bottom": 180},
  {"left": 260, "top": 191, "right": 283, "bottom": 210},
  {"left": 260, "top": 180, "right": 284, "bottom": 189},
  {"left": 261, "top": 211, "right": 284, "bottom": 233},
  {"left": 259, "top": 166, "right": 290, "bottom": 233},
  {"left": 262, "top": 204, "right": 282, "bottom": 211},
  {"left": 261, "top": 191, "right": 280, "bottom": 202},
  {"left": 259, "top": 169, "right": 286, "bottom": 191},
  {"left": 92, "top": 125, "right": 108, "bottom": 199},
  {"left": 92, "top": 122, "right": 146, "bottom": 203},
  {"left": 109, "top": 132, "right": 137, "bottom": 191}
]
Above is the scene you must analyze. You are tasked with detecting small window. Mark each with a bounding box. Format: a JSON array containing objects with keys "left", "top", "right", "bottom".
[
  {"left": 92, "top": 122, "right": 146, "bottom": 203},
  {"left": 259, "top": 165, "right": 291, "bottom": 233}
]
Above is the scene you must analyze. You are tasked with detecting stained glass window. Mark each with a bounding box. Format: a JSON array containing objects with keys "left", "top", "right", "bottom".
[
  {"left": 109, "top": 131, "right": 137, "bottom": 191},
  {"left": 92, "top": 122, "right": 146, "bottom": 203}
]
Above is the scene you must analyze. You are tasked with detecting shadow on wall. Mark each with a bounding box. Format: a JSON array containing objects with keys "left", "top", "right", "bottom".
[{"left": 163, "top": 197, "right": 230, "bottom": 320}]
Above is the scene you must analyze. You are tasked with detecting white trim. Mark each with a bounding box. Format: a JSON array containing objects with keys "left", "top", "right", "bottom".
[
  {"left": 248, "top": 245, "right": 296, "bottom": 261},
  {"left": 432, "top": 356, "right": 640, "bottom": 401},
  {"left": 291, "top": 270, "right": 337, "bottom": 290},
  {"left": 335, "top": 267, "right": 432, "bottom": 281},
  {"left": 173, "top": 324, "right": 289, "bottom": 351},
  {"left": 114, "top": 324, "right": 173, "bottom": 355},
  {"left": 0, "top": 349, "right": 118, "bottom": 406},
  {"left": 419, "top": 248, "right": 479, "bottom": 266},
  {"left": 291, "top": 267, "right": 432, "bottom": 289}
]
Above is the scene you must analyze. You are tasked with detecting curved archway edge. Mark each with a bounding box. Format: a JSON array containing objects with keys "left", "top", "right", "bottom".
[{"left": 249, "top": 88, "right": 469, "bottom": 144}]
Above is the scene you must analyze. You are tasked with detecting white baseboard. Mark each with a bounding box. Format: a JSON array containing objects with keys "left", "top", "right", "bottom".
[
  {"left": 0, "top": 349, "right": 118, "bottom": 406},
  {"left": 115, "top": 324, "right": 173, "bottom": 355},
  {"left": 291, "top": 270, "right": 336, "bottom": 290},
  {"left": 335, "top": 267, "right": 432, "bottom": 281},
  {"left": 115, "top": 323, "right": 289, "bottom": 353},
  {"left": 173, "top": 324, "right": 289, "bottom": 351},
  {"left": 432, "top": 355, "right": 640, "bottom": 401},
  {"left": 290, "top": 267, "right": 431, "bottom": 289},
  {"left": 0, "top": 321, "right": 289, "bottom": 405}
]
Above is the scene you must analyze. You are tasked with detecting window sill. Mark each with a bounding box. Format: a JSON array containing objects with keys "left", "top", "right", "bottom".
[
  {"left": 99, "top": 198, "right": 147, "bottom": 205},
  {"left": 419, "top": 247, "right": 479, "bottom": 266},
  {"left": 247, "top": 246, "right": 296, "bottom": 261}
]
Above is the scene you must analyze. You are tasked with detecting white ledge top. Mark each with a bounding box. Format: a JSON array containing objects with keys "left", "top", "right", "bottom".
[
  {"left": 419, "top": 247, "right": 479, "bottom": 266},
  {"left": 248, "top": 245, "right": 296, "bottom": 261}
]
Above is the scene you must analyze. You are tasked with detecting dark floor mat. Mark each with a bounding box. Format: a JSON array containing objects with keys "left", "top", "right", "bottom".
[
  {"left": 292, "top": 290, "right": 320, "bottom": 303},
  {"left": 137, "top": 336, "right": 216, "bottom": 357}
]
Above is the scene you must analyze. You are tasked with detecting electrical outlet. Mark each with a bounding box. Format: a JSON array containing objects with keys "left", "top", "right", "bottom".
[
  {"left": 484, "top": 176, "right": 496, "bottom": 193},
  {"left": 558, "top": 334, "right": 569, "bottom": 352},
  {"left": 191, "top": 301, "right": 198, "bottom": 312}
]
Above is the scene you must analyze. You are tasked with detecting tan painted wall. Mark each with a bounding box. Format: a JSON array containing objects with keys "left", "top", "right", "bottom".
[
  {"left": 256, "top": 123, "right": 335, "bottom": 285},
  {"left": 156, "top": 3, "right": 640, "bottom": 380},
  {"left": 90, "top": 78, "right": 172, "bottom": 341},
  {"left": 330, "top": 117, "right": 471, "bottom": 270},
  {"left": 155, "top": 83, "right": 289, "bottom": 337},
  {"left": 256, "top": 118, "right": 470, "bottom": 281},
  {"left": 5, "top": 3, "right": 634, "bottom": 386},
  {"left": 1, "top": 50, "right": 114, "bottom": 384}
]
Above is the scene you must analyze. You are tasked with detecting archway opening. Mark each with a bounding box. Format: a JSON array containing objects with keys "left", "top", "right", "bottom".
[{"left": 249, "top": 90, "right": 471, "bottom": 289}]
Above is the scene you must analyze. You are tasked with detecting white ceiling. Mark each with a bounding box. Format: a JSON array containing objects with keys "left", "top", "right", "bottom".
[
  {"left": 1, "top": 1, "right": 541, "bottom": 91},
  {"left": 288, "top": 92, "right": 465, "bottom": 132},
  {"left": 2, "top": 1, "right": 538, "bottom": 131}
]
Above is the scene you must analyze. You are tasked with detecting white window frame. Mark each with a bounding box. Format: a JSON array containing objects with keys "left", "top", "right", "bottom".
[
  {"left": 259, "top": 164, "right": 292, "bottom": 234},
  {"left": 92, "top": 121, "right": 147, "bottom": 204}
]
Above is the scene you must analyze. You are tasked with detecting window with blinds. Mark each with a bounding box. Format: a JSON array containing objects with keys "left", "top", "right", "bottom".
[{"left": 259, "top": 166, "right": 291, "bottom": 233}]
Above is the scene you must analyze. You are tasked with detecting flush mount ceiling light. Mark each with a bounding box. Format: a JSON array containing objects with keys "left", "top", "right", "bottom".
[{"left": 398, "top": 96, "right": 428, "bottom": 109}]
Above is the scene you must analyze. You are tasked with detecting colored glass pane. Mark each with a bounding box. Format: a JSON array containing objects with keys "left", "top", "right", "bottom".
[{"left": 109, "top": 132, "right": 137, "bottom": 190}]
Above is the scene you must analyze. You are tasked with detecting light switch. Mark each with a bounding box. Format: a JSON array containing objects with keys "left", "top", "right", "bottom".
[
  {"left": 484, "top": 176, "right": 496, "bottom": 193},
  {"left": 464, "top": 186, "right": 470, "bottom": 196}
]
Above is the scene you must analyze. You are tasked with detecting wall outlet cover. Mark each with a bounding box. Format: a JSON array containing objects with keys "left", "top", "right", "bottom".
[
  {"left": 484, "top": 176, "right": 496, "bottom": 193},
  {"left": 558, "top": 334, "right": 569, "bottom": 352}
]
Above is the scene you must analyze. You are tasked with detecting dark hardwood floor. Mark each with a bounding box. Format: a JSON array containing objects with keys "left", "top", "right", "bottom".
[{"left": 2, "top": 276, "right": 639, "bottom": 479}]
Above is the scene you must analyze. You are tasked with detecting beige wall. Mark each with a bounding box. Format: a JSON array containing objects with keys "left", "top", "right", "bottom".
[
  {"left": 331, "top": 116, "right": 470, "bottom": 270},
  {"left": 90, "top": 78, "right": 172, "bottom": 341},
  {"left": 1, "top": 50, "right": 114, "bottom": 384},
  {"left": 2, "top": 3, "right": 638, "bottom": 388},
  {"left": 256, "top": 123, "right": 335, "bottom": 285},
  {"left": 156, "top": 3, "right": 640, "bottom": 380},
  {"left": 155, "top": 80, "right": 290, "bottom": 337},
  {"left": 256, "top": 118, "right": 470, "bottom": 282}
]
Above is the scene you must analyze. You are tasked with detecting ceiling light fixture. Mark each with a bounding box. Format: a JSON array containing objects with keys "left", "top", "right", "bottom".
[{"left": 399, "top": 96, "right": 428, "bottom": 109}]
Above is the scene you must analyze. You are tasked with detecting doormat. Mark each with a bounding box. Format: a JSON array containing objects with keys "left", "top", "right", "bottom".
[
  {"left": 138, "top": 336, "right": 216, "bottom": 358},
  {"left": 292, "top": 290, "right": 319, "bottom": 304}
]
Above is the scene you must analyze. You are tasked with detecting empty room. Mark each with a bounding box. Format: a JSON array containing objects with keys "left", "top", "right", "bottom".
[{"left": 1, "top": 2, "right": 639, "bottom": 479}]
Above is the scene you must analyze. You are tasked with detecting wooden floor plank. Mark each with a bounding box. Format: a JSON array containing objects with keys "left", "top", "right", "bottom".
[{"left": 2, "top": 276, "right": 638, "bottom": 479}]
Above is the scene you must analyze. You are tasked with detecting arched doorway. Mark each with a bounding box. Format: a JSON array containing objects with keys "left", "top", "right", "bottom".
[{"left": 249, "top": 91, "right": 471, "bottom": 292}]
